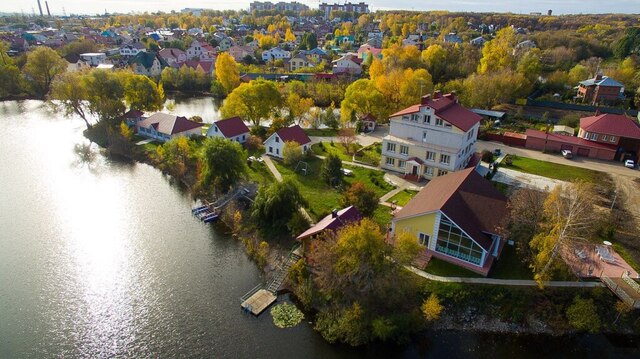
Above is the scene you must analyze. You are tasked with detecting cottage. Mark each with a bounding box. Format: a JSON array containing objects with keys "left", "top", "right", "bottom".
[
  {"left": 262, "top": 47, "right": 291, "bottom": 62},
  {"left": 79, "top": 52, "right": 107, "bottom": 66},
  {"left": 577, "top": 74, "right": 625, "bottom": 105},
  {"left": 470, "top": 36, "right": 487, "bottom": 47},
  {"left": 206, "top": 117, "right": 250, "bottom": 143},
  {"left": 390, "top": 168, "right": 508, "bottom": 276},
  {"left": 263, "top": 125, "right": 311, "bottom": 158},
  {"left": 286, "top": 53, "right": 310, "bottom": 72},
  {"left": 121, "top": 109, "right": 145, "bottom": 127},
  {"left": 443, "top": 33, "right": 463, "bottom": 44},
  {"left": 159, "top": 48, "right": 187, "bottom": 65},
  {"left": 228, "top": 45, "right": 254, "bottom": 62},
  {"left": 136, "top": 113, "right": 203, "bottom": 142},
  {"left": 128, "top": 52, "right": 168, "bottom": 77},
  {"left": 300, "top": 47, "right": 328, "bottom": 64},
  {"left": 356, "top": 44, "right": 382, "bottom": 61},
  {"left": 331, "top": 54, "right": 362, "bottom": 75},
  {"left": 359, "top": 113, "right": 377, "bottom": 133},
  {"left": 296, "top": 206, "right": 362, "bottom": 257},
  {"left": 120, "top": 42, "right": 146, "bottom": 57}
]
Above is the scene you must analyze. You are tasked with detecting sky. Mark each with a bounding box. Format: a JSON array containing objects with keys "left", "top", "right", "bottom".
[{"left": 2, "top": 0, "right": 638, "bottom": 16}]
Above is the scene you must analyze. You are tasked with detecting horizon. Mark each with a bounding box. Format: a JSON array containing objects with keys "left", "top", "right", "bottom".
[{"left": 0, "top": 0, "right": 638, "bottom": 17}]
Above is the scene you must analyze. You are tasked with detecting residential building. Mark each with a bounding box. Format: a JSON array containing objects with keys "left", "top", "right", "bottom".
[
  {"left": 381, "top": 92, "right": 481, "bottom": 180},
  {"left": 366, "top": 32, "right": 383, "bottom": 48},
  {"left": 356, "top": 44, "right": 382, "bottom": 61},
  {"left": 206, "top": 117, "right": 250, "bottom": 143},
  {"left": 390, "top": 168, "right": 508, "bottom": 276},
  {"left": 136, "top": 113, "right": 203, "bottom": 142},
  {"left": 228, "top": 45, "right": 255, "bottom": 62},
  {"left": 359, "top": 113, "right": 377, "bottom": 133},
  {"left": 174, "top": 60, "right": 215, "bottom": 76},
  {"left": 249, "top": 1, "right": 309, "bottom": 12},
  {"left": 296, "top": 206, "right": 362, "bottom": 258},
  {"left": 443, "top": 33, "right": 463, "bottom": 44},
  {"left": 119, "top": 42, "right": 146, "bottom": 57},
  {"left": 159, "top": 48, "right": 187, "bottom": 65},
  {"left": 262, "top": 47, "right": 291, "bottom": 61},
  {"left": 128, "top": 52, "right": 168, "bottom": 77},
  {"left": 121, "top": 110, "right": 145, "bottom": 127},
  {"left": 470, "top": 36, "right": 487, "bottom": 47},
  {"left": 300, "top": 47, "right": 328, "bottom": 64},
  {"left": 79, "top": 52, "right": 107, "bottom": 66},
  {"left": 576, "top": 74, "right": 625, "bottom": 105},
  {"left": 264, "top": 125, "right": 311, "bottom": 158},
  {"left": 331, "top": 54, "right": 362, "bottom": 75},
  {"left": 319, "top": 2, "right": 369, "bottom": 19},
  {"left": 286, "top": 53, "right": 310, "bottom": 71}
]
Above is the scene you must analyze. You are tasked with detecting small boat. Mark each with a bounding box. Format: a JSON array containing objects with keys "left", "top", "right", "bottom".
[
  {"left": 202, "top": 212, "right": 219, "bottom": 223},
  {"left": 192, "top": 205, "right": 209, "bottom": 215}
]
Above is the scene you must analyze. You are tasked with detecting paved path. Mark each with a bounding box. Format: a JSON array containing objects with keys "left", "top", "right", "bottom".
[
  {"left": 405, "top": 266, "right": 604, "bottom": 288},
  {"left": 492, "top": 166, "right": 568, "bottom": 191},
  {"left": 261, "top": 154, "right": 314, "bottom": 224}
]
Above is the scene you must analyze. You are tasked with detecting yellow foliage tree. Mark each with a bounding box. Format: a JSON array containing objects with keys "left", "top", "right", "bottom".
[
  {"left": 285, "top": 28, "right": 296, "bottom": 42},
  {"left": 478, "top": 27, "right": 516, "bottom": 74},
  {"left": 215, "top": 52, "right": 240, "bottom": 95},
  {"left": 421, "top": 293, "right": 444, "bottom": 321}
]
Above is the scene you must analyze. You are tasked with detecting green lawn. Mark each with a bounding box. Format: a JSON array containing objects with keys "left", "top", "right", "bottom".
[
  {"left": 502, "top": 155, "right": 602, "bottom": 182},
  {"left": 246, "top": 161, "right": 275, "bottom": 186},
  {"left": 311, "top": 142, "right": 360, "bottom": 162},
  {"left": 613, "top": 243, "right": 640, "bottom": 273},
  {"left": 304, "top": 128, "right": 339, "bottom": 137},
  {"left": 388, "top": 189, "right": 418, "bottom": 207},
  {"left": 489, "top": 245, "right": 534, "bottom": 279},
  {"left": 424, "top": 257, "right": 482, "bottom": 278},
  {"left": 354, "top": 142, "right": 382, "bottom": 166},
  {"left": 372, "top": 205, "right": 394, "bottom": 229},
  {"left": 272, "top": 156, "right": 395, "bottom": 222}
]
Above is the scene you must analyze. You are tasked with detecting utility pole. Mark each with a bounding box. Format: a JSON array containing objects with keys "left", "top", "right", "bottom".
[{"left": 610, "top": 189, "right": 618, "bottom": 210}]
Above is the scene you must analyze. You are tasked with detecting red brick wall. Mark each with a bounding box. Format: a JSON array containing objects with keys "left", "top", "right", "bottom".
[{"left": 525, "top": 136, "right": 616, "bottom": 160}]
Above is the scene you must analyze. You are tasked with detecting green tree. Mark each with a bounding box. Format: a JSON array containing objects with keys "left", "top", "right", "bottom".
[
  {"left": 613, "top": 27, "right": 640, "bottom": 59},
  {"left": 478, "top": 27, "right": 516, "bottom": 74},
  {"left": 201, "top": 137, "right": 248, "bottom": 193},
  {"left": 283, "top": 141, "right": 304, "bottom": 167},
  {"left": 220, "top": 79, "right": 282, "bottom": 127},
  {"left": 323, "top": 102, "right": 339, "bottom": 130},
  {"left": 49, "top": 71, "right": 92, "bottom": 128},
  {"left": 24, "top": 46, "right": 67, "bottom": 97},
  {"left": 516, "top": 49, "right": 542, "bottom": 82},
  {"left": 0, "top": 63, "right": 22, "bottom": 98},
  {"left": 566, "top": 297, "right": 601, "bottom": 333},
  {"left": 83, "top": 69, "right": 126, "bottom": 122},
  {"left": 285, "top": 92, "right": 313, "bottom": 125},
  {"left": 124, "top": 74, "right": 165, "bottom": 112},
  {"left": 215, "top": 52, "right": 240, "bottom": 94},
  {"left": 568, "top": 64, "right": 589, "bottom": 84},
  {"left": 252, "top": 178, "right": 308, "bottom": 232},
  {"left": 340, "top": 181, "right": 378, "bottom": 217},
  {"left": 340, "top": 79, "right": 387, "bottom": 123},
  {"left": 321, "top": 153, "right": 343, "bottom": 185}
]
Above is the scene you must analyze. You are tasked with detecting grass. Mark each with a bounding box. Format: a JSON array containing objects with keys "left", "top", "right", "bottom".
[
  {"left": 311, "top": 141, "right": 360, "bottom": 162},
  {"left": 354, "top": 142, "right": 382, "bottom": 166},
  {"left": 372, "top": 205, "right": 394, "bottom": 229},
  {"left": 502, "top": 155, "right": 602, "bottom": 182},
  {"left": 613, "top": 243, "right": 640, "bottom": 273},
  {"left": 424, "top": 257, "right": 482, "bottom": 278},
  {"left": 388, "top": 189, "right": 418, "bottom": 207},
  {"left": 303, "top": 128, "right": 339, "bottom": 137},
  {"left": 246, "top": 161, "right": 275, "bottom": 186},
  {"left": 489, "top": 244, "right": 534, "bottom": 279}
]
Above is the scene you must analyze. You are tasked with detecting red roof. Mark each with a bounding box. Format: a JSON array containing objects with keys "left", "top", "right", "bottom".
[
  {"left": 122, "top": 109, "right": 144, "bottom": 119},
  {"left": 580, "top": 114, "right": 640, "bottom": 140},
  {"left": 276, "top": 125, "right": 311, "bottom": 145},
  {"left": 214, "top": 117, "right": 250, "bottom": 138},
  {"left": 360, "top": 113, "right": 377, "bottom": 122},
  {"left": 394, "top": 168, "right": 507, "bottom": 251},
  {"left": 390, "top": 92, "right": 481, "bottom": 132},
  {"left": 525, "top": 129, "right": 618, "bottom": 150},
  {"left": 296, "top": 206, "right": 361, "bottom": 241}
]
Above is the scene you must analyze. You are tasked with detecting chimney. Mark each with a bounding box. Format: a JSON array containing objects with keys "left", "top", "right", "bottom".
[
  {"left": 433, "top": 90, "right": 442, "bottom": 99},
  {"left": 421, "top": 94, "right": 431, "bottom": 105},
  {"left": 595, "top": 73, "right": 603, "bottom": 81},
  {"left": 37, "top": 0, "right": 43, "bottom": 16},
  {"left": 45, "top": 1, "right": 51, "bottom": 17},
  {"left": 448, "top": 91, "right": 457, "bottom": 102},
  {"left": 331, "top": 209, "right": 338, "bottom": 218}
]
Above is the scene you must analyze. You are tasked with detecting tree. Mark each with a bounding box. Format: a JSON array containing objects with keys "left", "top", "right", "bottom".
[
  {"left": 284, "top": 28, "right": 296, "bottom": 42},
  {"left": 566, "top": 296, "right": 601, "bottom": 333},
  {"left": 283, "top": 141, "right": 304, "bottom": 167},
  {"left": 24, "top": 46, "right": 67, "bottom": 97},
  {"left": 220, "top": 79, "right": 282, "bottom": 127},
  {"left": 252, "top": 179, "right": 307, "bottom": 232},
  {"left": 421, "top": 293, "right": 444, "bottom": 321},
  {"left": 568, "top": 64, "right": 589, "bottom": 84},
  {"left": 507, "top": 188, "right": 547, "bottom": 264},
  {"left": 215, "top": 52, "right": 240, "bottom": 94},
  {"left": 458, "top": 69, "right": 532, "bottom": 109},
  {"left": 0, "top": 64, "right": 22, "bottom": 98},
  {"left": 421, "top": 44, "right": 447, "bottom": 83},
  {"left": 321, "top": 153, "right": 342, "bottom": 185},
  {"left": 285, "top": 92, "right": 313, "bottom": 125},
  {"left": 392, "top": 231, "right": 424, "bottom": 266},
  {"left": 478, "top": 27, "right": 516, "bottom": 74},
  {"left": 49, "top": 71, "right": 91, "bottom": 128},
  {"left": 341, "top": 181, "right": 378, "bottom": 217},
  {"left": 516, "top": 49, "right": 542, "bottom": 82},
  {"left": 123, "top": 74, "right": 164, "bottom": 112},
  {"left": 201, "top": 137, "right": 248, "bottom": 193},
  {"left": 340, "top": 79, "right": 387, "bottom": 121},
  {"left": 338, "top": 128, "right": 357, "bottom": 154},
  {"left": 530, "top": 181, "right": 596, "bottom": 285},
  {"left": 323, "top": 102, "right": 339, "bottom": 130},
  {"left": 613, "top": 27, "right": 640, "bottom": 59}
]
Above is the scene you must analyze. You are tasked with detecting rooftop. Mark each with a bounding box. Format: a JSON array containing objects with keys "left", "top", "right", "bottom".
[
  {"left": 391, "top": 92, "right": 482, "bottom": 132},
  {"left": 138, "top": 113, "right": 203, "bottom": 135},
  {"left": 579, "top": 113, "right": 640, "bottom": 139},
  {"left": 214, "top": 117, "right": 250, "bottom": 138}
]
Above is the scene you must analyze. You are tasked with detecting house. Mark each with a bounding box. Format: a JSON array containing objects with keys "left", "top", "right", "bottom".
[
  {"left": 335, "top": 35, "right": 355, "bottom": 46},
  {"left": 264, "top": 125, "right": 311, "bottom": 158},
  {"left": 524, "top": 129, "right": 618, "bottom": 160},
  {"left": 120, "top": 42, "right": 146, "bottom": 57},
  {"left": 443, "top": 33, "right": 463, "bottom": 44},
  {"left": 286, "top": 53, "right": 310, "bottom": 71},
  {"left": 359, "top": 113, "right": 377, "bottom": 133},
  {"left": 300, "top": 47, "right": 328, "bottom": 64},
  {"left": 515, "top": 40, "right": 537, "bottom": 50},
  {"left": 332, "top": 54, "right": 362, "bottom": 75},
  {"left": 470, "top": 36, "right": 487, "bottom": 47},
  {"left": 136, "top": 113, "right": 203, "bottom": 142},
  {"left": 128, "top": 52, "right": 168, "bottom": 77},
  {"left": 366, "top": 32, "right": 383, "bottom": 48},
  {"left": 175, "top": 60, "right": 215, "bottom": 76},
  {"left": 186, "top": 40, "right": 213, "bottom": 61},
  {"left": 296, "top": 206, "right": 362, "bottom": 257},
  {"left": 381, "top": 91, "right": 482, "bottom": 181},
  {"left": 390, "top": 168, "right": 508, "bottom": 276},
  {"left": 576, "top": 74, "right": 625, "bottom": 105},
  {"left": 356, "top": 44, "right": 382, "bottom": 60},
  {"left": 262, "top": 47, "right": 291, "bottom": 62},
  {"left": 79, "top": 52, "right": 107, "bottom": 66},
  {"left": 206, "top": 117, "right": 250, "bottom": 143},
  {"left": 121, "top": 109, "right": 145, "bottom": 127},
  {"left": 159, "top": 48, "right": 187, "bottom": 65},
  {"left": 228, "top": 45, "right": 254, "bottom": 62},
  {"left": 578, "top": 113, "right": 640, "bottom": 159},
  {"left": 552, "top": 125, "right": 575, "bottom": 136}
]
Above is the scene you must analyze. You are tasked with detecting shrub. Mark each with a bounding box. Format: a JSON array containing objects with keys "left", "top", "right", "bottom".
[
  {"left": 481, "top": 150, "right": 494, "bottom": 163},
  {"left": 566, "top": 296, "right": 601, "bottom": 333},
  {"left": 271, "top": 303, "right": 304, "bottom": 328},
  {"left": 341, "top": 181, "right": 378, "bottom": 217}
]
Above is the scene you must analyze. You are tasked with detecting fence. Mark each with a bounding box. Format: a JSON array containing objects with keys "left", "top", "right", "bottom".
[{"left": 526, "top": 98, "right": 638, "bottom": 117}]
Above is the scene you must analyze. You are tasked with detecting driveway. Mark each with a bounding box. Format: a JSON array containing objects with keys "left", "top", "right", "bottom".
[{"left": 309, "top": 124, "right": 387, "bottom": 147}]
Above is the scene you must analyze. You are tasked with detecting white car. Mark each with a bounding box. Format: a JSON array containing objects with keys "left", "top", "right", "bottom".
[
  {"left": 624, "top": 159, "right": 636, "bottom": 169},
  {"left": 561, "top": 149, "right": 573, "bottom": 159},
  {"left": 341, "top": 168, "right": 353, "bottom": 176}
]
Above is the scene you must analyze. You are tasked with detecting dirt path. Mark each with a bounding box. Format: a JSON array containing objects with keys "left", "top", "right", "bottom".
[{"left": 614, "top": 175, "right": 640, "bottom": 224}]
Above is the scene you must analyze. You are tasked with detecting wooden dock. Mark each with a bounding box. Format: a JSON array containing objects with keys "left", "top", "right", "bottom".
[{"left": 241, "top": 289, "right": 277, "bottom": 315}]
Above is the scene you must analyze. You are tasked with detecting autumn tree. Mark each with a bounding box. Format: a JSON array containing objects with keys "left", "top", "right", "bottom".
[
  {"left": 338, "top": 127, "right": 357, "bottom": 154},
  {"left": 341, "top": 181, "right": 378, "bottom": 217},
  {"left": 201, "top": 137, "right": 248, "bottom": 193},
  {"left": 530, "top": 181, "right": 596, "bottom": 286},
  {"left": 123, "top": 74, "right": 165, "bottom": 112},
  {"left": 215, "top": 52, "right": 240, "bottom": 94},
  {"left": 457, "top": 69, "right": 532, "bottom": 109},
  {"left": 340, "top": 79, "right": 387, "bottom": 123},
  {"left": 220, "top": 79, "right": 282, "bottom": 127},
  {"left": 566, "top": 296, "right": 601, "bottom": 333},
  {"left": 421, "top": 293, "right": 444, "bottom": 322},
  {"left": 0, "top": 42, "right": 22, "bottom": 97},
  {"left": 516, "top": 49, "right": 542, "bottom": 82},
  {"left": 421, "top": 44, "right": 447, "bottom": 83},
  {"left": 155, "top": 136, "right": 199, "bottom": 180},
  {"left": 478, "top": 27, "right": 516, "bottom": 74},
  {"left": 392, "top": 231, "right": 424, "bottom": 266},
  {"left": 568, "top": 64, "right": 589, "bottom": 84},
  {"left": 285, "top": 92, "right": 313, "bottom": 125},
  {"left": 283, "top": 141, "right": 304, "bottom": 167},
  {"left": 507, "top": 188, "right": 547, "bottom": 264},
  {"left": 24, "top": 46, "right": 67, "bottom": 97}
]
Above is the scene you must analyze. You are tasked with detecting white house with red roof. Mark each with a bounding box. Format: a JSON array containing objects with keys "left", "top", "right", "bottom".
[
  {"left": 263, "top": 125, "right": 312, "bottom": 159},
  {"left": 136, "top": 113, "right": 203, "bottom": 142},
  {"left": 206, "top": 117, "right": 250, "bottom": 143},
  {"left": 332, "top": 54, "right": 362, "bottom": 75},
  {"left": 381, "top": 91, "right": 482, "bottom": 181}
]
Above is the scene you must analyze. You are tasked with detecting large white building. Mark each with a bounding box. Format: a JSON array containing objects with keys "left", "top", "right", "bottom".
[{"left": 381, "top": 92, "right": 482, "bottom": 180}]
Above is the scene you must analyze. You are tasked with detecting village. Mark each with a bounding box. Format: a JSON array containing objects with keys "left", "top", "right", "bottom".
[{"left": 2, "top": 0, "right": 640, "bottom": 346}]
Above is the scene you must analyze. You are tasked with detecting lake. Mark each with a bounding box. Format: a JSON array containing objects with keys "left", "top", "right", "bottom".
[{"left": 0, "top": 99, "right": 638, "bottom": 358}]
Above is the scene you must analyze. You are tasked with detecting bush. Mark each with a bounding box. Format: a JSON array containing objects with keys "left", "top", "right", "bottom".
[
  {"left": 283, "top": 141, "right": 304, "bottom": 167},
  {"left": 321, "top": 153, "right": 343, "bottom": 185},
  {"left": 566, "top": 296, "right": 601, "bottom": 333},
  {"left": 245, "top": 135, "right": 264, "bottom": 153},
  {"left": 341, "top": 181, "right": 378, "bottom": 217},
  {"left": 481, "top": 150, "right": 494, "bottom": 163},
  {"left": 271, "top": 303, "right": 304, "bottom": 328}
]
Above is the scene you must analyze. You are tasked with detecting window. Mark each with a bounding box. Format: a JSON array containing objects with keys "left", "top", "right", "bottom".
[
  {"left": 425, "top": 167, "right": 433, "bottom": 176},
  {"left": 400, "top": 145, "right": 409, "bottom": 155},
  {"left": 418, "top": 233, "right": 429, "bottom": 246},
  {"left": 610, "top": 136, "right": 616, "bottom": 142},
  {"left": 386, "top": 142, "right": 396, "bottom": 153},
  {"left": 422, "top": 132, "right": 428, "bottom": 142},
  {"left": 467, "top": 128, "right": 475, "bottom": 140},
  {"left": 276, "top": 148, "right": 280, "bottom": 155},
  {"left": 242, "top": 135, "right": 246, "bottom": 141},
  {"left": 435, "top": 217, "right": 484, "bottom": 265},
  {"left": 411, "top": 114, "right": 418, "bottom": 122},
  {"left": 386, "top": 157, "right": 395, "bottom": 166},
  {"left": 214, "top": 126, "right": 218, "bottom": 132},
  {"left": 303, "top": 145, "right": 307, "bottom": 151},
  {"left": 435, "top": 118, "right": 444, "bottom": 126},
  {"left": 398, "top": 160, "right": 406, "bottom": 168},
  {"left": 425, "top": 151, "right": 436, "bottom": 161},
  {"left": 423, "top": 115, "right": 431, "bottom": 124},
  {"left": 275, "top": 136, "right": 280, "bottom": 143},
  {"left": 583, "top": 132, "right": 589, "bottom": 139},
  {"left": 440, "top": 154, "right": 450, "bottom": 164},
  {"left": 602, "top": 135, "right": 608, "bottom": 141},
  {"left": 437, "top": 169, "right": 448, "bottom": 176},
  {"left": 589, "top": 133, "right": 597, "bottom": 140}
]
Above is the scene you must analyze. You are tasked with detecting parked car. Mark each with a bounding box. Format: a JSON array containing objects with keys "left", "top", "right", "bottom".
[
  {"left": 624, "top": 159, "right": 636, "bottom": 169},
  {"left": 561, "top": 149, "right": 573, "bottom": 159},
  {"left": 493, "top": 149, "right": 502, "bottom": 156},
  {"left": 341, "top": 168, "right": 354, "bottom": 176}
]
